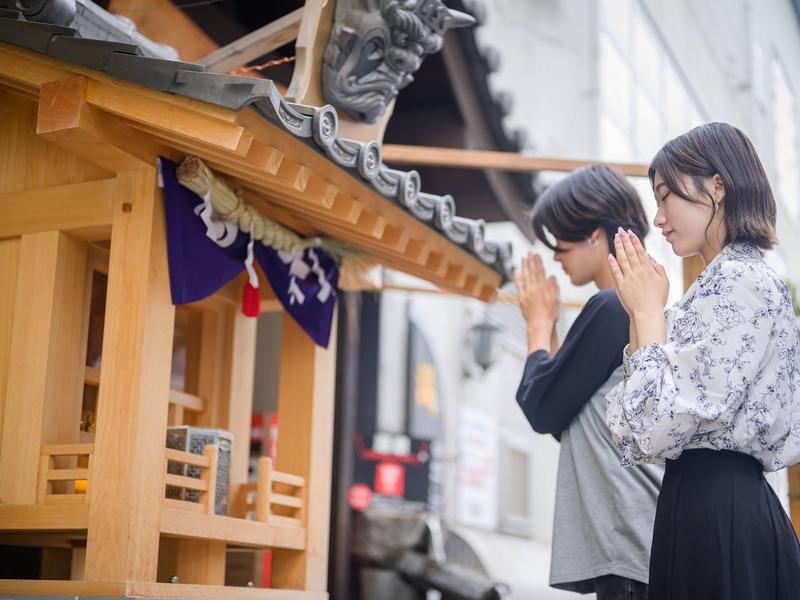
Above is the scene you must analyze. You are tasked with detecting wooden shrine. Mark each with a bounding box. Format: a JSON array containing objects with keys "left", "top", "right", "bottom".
[{"left": 0, "top": 10, "right": 505, "bottom": 599}]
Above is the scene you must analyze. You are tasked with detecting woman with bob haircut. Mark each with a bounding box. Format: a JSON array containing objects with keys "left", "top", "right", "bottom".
[
  {"left": 515, "top": 165, "right": 662, "bottom": 599},
  {"left": 607, "top": 121, "right": 800, "bottom": 598}
]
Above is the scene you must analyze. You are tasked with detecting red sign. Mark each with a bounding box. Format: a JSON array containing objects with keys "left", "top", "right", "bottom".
[
  {"left": 375, "top": 461, "right": 405, "bottom": 497},
  {"left": 348, "top": 483, "right": 373, "bottom": 511}
]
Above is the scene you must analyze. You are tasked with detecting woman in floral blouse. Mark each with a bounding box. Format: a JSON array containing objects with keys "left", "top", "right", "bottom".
[{"left": 606, "top": 122, "right": 800, "bottom": 599}]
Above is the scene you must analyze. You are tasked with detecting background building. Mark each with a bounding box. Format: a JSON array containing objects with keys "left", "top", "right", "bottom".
[{"left": 370, "top": 1, "right": 800, "bottom": 597}]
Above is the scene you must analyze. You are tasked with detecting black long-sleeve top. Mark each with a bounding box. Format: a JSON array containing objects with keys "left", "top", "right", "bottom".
[{"left": 516, "top": 288, "right": 630, "bottom": 440}]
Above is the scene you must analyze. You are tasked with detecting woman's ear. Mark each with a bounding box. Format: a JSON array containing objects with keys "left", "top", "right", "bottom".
[{"left": 712, "top": 173, "right": 726, "bottom": 205}]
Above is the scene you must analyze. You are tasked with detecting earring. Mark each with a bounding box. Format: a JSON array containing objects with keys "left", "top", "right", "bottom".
[{"left": 587, "top": 238, "right": 598, "bottom": 247}]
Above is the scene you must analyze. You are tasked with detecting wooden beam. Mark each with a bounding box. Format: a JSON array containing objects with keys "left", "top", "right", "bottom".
[
  {"left": 0, "top": 178, "right": 116, "bottom": 240},
  {"left": 0, "top": 504, "right": 89, "bottom": 530},
  {"left": 125, "top": 581, "right": 327, "bottom": 600},
  {"left": 381, "top": 144, "right": 651, "bottom": 178},
  {"left": 85, "top": 169, "right": 175, "bottom": 583},
  {"left": 160, "top": 508, "right": 305, "bottom": 550},
  {"left": 84, "top": 78, "right": 254, "bottom": 156},
  {"left": 198, "top": 8, "right": 304, "bottom": 74},
  {"left": 36, "top": 75, "right": 159, "bottom": 173},
  {"left": 170, "top": 390, "right": 206, "bottom": 413}
]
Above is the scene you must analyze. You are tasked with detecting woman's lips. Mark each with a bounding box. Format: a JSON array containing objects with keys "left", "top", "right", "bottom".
[{"left": 662, "top": 230, "right": 675, "bottom": 241}]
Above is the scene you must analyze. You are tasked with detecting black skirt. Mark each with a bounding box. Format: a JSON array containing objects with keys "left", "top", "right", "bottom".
[{"left": 649, "top": 448, "right": 800, "bottom": 600}]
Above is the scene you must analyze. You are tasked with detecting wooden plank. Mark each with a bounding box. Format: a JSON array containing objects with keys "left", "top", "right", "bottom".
[
  {"left": 164, "top": 498, "right": 206, "bottom": 513},
  {"left": 270, "top": 493, "right": 302, "bottom": 510},
  {"left": 85, "top": 169, "right": 174, "bottom": 583},
  {"left": 160, "top": 508, "right": 305, "bottom": 550},
  {"left": 43, "top": 494, "right": 87, "bottom": 505},
  {"left": 0, "top": 232, "right": 87, "bottom": 505},
  {"left": 199, "top": 8, "right": 303, "bottom": 74},
  {"left": 269, "top": 515, "right": 303, "bottom": 529},
  {"left": 0, "top": 580, "right": 125, "bottom": 595},
  {"left": 0, "top": 178, "right": 116, "bottom": 240},
  {"left": 0, "top": 504, "right": 89, "bottom": 530},
  {"left": 271, "top": 312, "right": 337, "bottom": 591},
  {"left": 41, "top": 443, "right": 94, "bottom": 456},
  {"left": 125, "top": 581, "right": 327, "bottom": 600},
  {"left": 165, "top": 474, "right": 208, "bottom": 493},
  {"left": 272, "top": 471, "right": 305, "bottom": 488},
  {"left": 165, "top": 448, "right": 211, "bottom": 468},
  {"left": 169, "top": 389, "right": 206, "bottom": 412},
  {"left": 381, "top": 144, "right": 651, "bottom": 178},
  {"left": 46, "top": 468, "right": 89, "bottom": 481}
]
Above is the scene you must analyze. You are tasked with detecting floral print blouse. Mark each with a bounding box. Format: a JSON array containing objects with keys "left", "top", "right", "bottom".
[{"left": 606, "top": 242, "right": 800, "bottom": 471}]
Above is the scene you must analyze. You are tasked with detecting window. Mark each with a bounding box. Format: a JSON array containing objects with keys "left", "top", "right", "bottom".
[
  {"left": 597, "top": 2, "right": 700, "bottom": 304},
  {"left": 497, "top": 434, "right": 533, "bottom": 537}
]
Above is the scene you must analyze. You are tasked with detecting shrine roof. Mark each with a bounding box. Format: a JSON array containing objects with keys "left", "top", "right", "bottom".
[{"left": 0, "top": 8, "right": 513, "bottom": 294}]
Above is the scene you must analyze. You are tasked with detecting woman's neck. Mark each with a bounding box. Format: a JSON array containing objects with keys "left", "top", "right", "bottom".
[{"left": 700, "top": 237, "right": 727, "bottom": 264}]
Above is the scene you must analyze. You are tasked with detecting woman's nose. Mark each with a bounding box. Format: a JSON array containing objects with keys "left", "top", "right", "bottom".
[{"left": 653, "top": 207, "right": 666, "bottom": 228}]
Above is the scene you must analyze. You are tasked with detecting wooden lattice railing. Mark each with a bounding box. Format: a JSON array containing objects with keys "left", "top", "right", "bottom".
[
  {"left": 237, "top": 457, "right": 305, "bottom": 528},
  {"left": 37, "top": 443, "right": 93, "bottom": 504},
  {"left": 163, "top": 444, "right": 219, "bottom": 514}
]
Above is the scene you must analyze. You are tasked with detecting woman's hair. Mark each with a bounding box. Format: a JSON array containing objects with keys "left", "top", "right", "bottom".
[
  {"left": 531, "top": 165, "right": 649, "bottom": 255},
  {"left": 648, "top": 122, "right": 777, "bottom": 250}
]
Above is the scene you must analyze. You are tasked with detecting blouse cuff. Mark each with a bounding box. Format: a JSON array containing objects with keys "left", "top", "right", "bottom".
[
  {"left": 622, "top": 344, "right": 633, "bottom": 377},
  {"left": 629, "top": 343, "right": 666, "bottom": 372}
]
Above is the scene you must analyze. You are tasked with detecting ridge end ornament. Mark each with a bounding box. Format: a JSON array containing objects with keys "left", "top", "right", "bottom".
[{"left": 322, "top": 0, "right": 475, "bottom": 123}]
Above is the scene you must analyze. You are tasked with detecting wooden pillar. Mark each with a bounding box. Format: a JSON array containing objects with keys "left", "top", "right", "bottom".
[
  {"left": 0, "top": 231, "right": 87, "bottom": 504},
  {"left": 271, "top": 311, "right": 337, "bottom": 591},
  {"left": 225, "top": 308, "right": 258, "bottom": 494},
  {"left": 84, "top": 169, "right": 175, "bottom": 583},
  {"left": 0, "top": 238, "right": 21, "bottom": 461}
]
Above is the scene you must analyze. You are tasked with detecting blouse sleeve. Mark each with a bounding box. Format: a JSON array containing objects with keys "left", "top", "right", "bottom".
[
  {"left": 516, "top": 289, "right": 629, "bottom": 439},
  {"left": 606, "top": 261, "right": 776, "bottom": 466}
]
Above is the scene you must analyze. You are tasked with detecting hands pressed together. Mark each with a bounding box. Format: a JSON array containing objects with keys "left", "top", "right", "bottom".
[
  {"left": 608, "top": 227, "right": 669, "bottom": 319},
  {"left": 513, "top": 227, "right": 669, "bottom": 356},
  {"left": 514, "top": 252, "right": 561, "bottom": 355},
  {"left": 608, "top": 227, "right": 668, "bottom": 350}
]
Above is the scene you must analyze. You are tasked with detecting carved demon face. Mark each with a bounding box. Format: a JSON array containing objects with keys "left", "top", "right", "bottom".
[{"left": 323, "top": 0, "right": 473, "bottom": 123}]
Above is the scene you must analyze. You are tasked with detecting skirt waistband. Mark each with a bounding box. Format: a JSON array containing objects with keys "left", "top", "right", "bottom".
[{"left": 665, "top": 448, "right": 763, "bottom": 478}]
